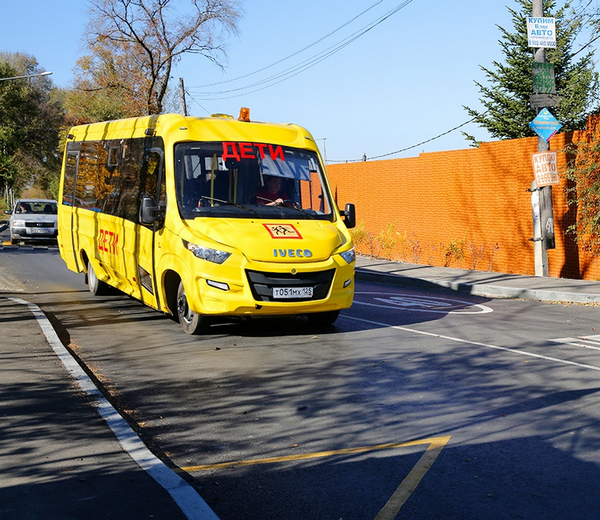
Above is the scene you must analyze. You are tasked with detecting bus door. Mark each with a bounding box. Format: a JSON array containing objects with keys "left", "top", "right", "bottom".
[
  {"left": 115, "top": 143, "right": 165, "bottom": 310},
  {"left": 136, "top": 145, "right": 165, "bottom": 311}
]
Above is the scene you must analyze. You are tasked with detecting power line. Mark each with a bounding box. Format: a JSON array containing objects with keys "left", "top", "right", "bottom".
[
  {"left": 186, "top": 91, "right": 211, "bottom": 116},
  {"left": 326, "top": 117, "right": 479, "bottom": 164},
  {"left": 187, "top": 0, "right": 415, "bottom": 100},
  {"left": 193, "top": 0, "right": 385, "bottom": 89}
]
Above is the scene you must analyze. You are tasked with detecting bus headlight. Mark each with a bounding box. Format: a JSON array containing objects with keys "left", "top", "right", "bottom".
[
  {"left": 185, "top": 241, "right": 231, "bottom": 264},
  {"left": 339, "top": 247, "right": 355, "bottom": 264}
]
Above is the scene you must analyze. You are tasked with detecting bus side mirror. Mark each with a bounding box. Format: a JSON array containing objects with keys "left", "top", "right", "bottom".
[
  {"left": 140, "top": 196, "right": 165, "bottom": 225},
  {"left": 341, "top": 203, "right": 356, "bottom": 229}
]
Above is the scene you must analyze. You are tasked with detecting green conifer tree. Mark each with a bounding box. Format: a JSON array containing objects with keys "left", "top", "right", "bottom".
[{"left": 464, "top": 0, "right": 599, "bottom": 143}]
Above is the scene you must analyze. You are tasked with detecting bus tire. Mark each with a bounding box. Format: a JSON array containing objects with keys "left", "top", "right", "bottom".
[
  {"left": 307, "top": 310, "right": 340, "bottom": 326},
  {"left": 87, "top": 260, "right": 110, "bottom": 296},
  {"left": 176, "top": 281, "right": 210, "bottom": 335}
]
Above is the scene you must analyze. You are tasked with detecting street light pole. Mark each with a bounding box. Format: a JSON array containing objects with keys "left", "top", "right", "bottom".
[{"left": 0, "top": 71, "right": 52, "bottom": 82}]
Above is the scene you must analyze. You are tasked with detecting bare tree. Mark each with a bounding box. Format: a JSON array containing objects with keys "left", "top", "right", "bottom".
[
  {"left": 85, "top": 0, "right": 241, "bottom": 115},
  {"left": 571, "top": 1, "right": 600, "bottom": 55}
]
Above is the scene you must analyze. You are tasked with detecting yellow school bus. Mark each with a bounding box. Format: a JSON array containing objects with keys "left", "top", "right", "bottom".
[{"left": 57, "top": 110, "right": 355, "bottom": 334}]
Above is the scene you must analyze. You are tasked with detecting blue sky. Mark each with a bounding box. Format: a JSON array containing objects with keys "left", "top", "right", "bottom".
[{"left": 0, "top": 1, "right": 581, "bottom": 162}]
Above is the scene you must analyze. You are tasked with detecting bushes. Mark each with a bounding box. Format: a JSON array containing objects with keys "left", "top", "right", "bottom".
[{"left": 351, "top": 222, "right": 499, "bottom": 271}]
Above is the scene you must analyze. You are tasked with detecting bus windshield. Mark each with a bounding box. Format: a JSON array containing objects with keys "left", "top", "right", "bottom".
[{"left": 175, "top": 142, "right": 333, "bottom": 220}]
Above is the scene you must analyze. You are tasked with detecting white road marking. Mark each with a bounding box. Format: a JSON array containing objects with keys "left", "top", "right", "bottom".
[
  {"left": 344, "top": 314, "right": 600, "bottom": 373},
  {"left": 354, "top": 292, "right": 493, "bottom": 314},
  {"left": 9, "top": 297, "right": 219, "bottom": 520},
  {"left": 551, "top": 334, "right": 600, "bottom": 352}
]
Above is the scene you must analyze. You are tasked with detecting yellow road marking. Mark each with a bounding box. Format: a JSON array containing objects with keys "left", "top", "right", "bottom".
[
  {"left": 374, "top": 436, "right": 450, "bottom": 520},
  {"left": 182, "top": 436, "right": 450, "bottom": 519},
  {"left": 182, "top": 436, "right": 449, "bottom": 472}
]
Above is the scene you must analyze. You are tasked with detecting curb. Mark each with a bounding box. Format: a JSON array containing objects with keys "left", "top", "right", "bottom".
[{"left": 355, "top": 268, "right": 600, "bottom": 305}]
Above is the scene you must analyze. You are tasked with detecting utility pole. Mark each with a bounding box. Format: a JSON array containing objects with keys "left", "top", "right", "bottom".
[
  {"left": 179, "top": 77, "right": 188, "bottom": 116},
  {"left": 531, "top": 0, "right": 555, "bottom": 277}
]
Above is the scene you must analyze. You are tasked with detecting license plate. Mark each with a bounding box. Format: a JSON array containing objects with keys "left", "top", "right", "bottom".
[
  {"left": 29, "top": 228, "right": 53, "bottom": 234},
  {"left": 273, "top": 286, "right": 313, "bottom": 299}
]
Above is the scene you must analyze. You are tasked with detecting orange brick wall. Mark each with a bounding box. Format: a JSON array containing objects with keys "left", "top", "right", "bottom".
[{"left": 327, "top": 129, "right": 600, "bottom": 281}]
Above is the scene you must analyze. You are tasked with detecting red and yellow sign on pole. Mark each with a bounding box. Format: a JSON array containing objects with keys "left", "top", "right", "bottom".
[{"left": 532, "top": 151, "right": 559, "bottom": 187}]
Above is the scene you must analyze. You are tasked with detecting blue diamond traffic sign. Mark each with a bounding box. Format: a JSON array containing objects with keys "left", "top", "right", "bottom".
[{"left": 529, "top": 108, "right": 562, "bottom": 142}]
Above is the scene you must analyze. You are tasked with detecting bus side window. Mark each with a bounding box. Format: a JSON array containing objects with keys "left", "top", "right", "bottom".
[
  {"left": 140, "top": 144, "right": 166, "bottom": 223},
  {"left": 115, "top": 139, "right": 144, "bottom": 221},
  {"left": 75, "top": 141, "right": 103, "bottom": 211},
  {"left": 99, "top": 140, "right": 120, "bottom": 215},
  {"left": 141, "top": 149, "right": 163, "bottom": 197},
  {"left": 62, "top": 148, "right": 79, "bottom": 206}
]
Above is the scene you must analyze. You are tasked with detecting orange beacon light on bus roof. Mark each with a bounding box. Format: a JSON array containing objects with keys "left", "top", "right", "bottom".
[{"left": 238, "top": 107, "right": 250, "bottom": 122}]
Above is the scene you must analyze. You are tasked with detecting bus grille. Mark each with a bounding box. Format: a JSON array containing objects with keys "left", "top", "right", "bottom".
[{"left": 245, "top": 269, "right": 335, "bottom": 302}]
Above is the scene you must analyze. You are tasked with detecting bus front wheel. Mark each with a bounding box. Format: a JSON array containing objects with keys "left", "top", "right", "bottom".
[{"left": 176, "top": 281, "right": 210, "bottom": 335}]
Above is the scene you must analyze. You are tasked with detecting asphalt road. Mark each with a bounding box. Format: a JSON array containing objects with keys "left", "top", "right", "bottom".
[{"left": 2, "top": 244, "right": 600, "bottom": 519}]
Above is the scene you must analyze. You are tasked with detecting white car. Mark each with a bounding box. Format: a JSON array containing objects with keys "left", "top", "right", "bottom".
[{"left": 7, "top": 198, "right": 58, "bottom": 245}]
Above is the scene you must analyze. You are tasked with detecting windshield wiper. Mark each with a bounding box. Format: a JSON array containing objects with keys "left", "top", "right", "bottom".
[
  {"left": 278, "top": 203, "right": 318, "bottom": 219},
  {"left": 197, "top": 196, "right": 262, "bottom": 217}
]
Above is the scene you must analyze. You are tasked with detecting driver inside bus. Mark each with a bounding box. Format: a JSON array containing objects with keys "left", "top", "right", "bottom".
[{"left": 256, "top": 175, "right": 289, "bottom": 206}]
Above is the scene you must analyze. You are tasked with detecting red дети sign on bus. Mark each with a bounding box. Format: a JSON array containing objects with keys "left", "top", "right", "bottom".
[{"left": 532, "top": 151, "right": 559, "bottom": 187}]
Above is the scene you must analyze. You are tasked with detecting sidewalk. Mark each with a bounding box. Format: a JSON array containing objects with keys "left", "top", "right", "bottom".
[
  {"left": 0, "top": 295, "right": 216, "bottom": 520},
  {"left": 355, "top": 255, "right": 600, "bottom": 304}
]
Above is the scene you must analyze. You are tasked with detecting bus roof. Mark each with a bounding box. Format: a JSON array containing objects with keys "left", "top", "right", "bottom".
[{"left": 67, "top": 113, "right": 318, "bottom": 152}]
